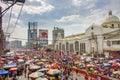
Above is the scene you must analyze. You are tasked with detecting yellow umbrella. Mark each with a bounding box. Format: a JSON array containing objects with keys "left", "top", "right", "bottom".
[
  {"left": 41, "top": 59, "right": 47, "bottom": 62},
  {"left": 36, "top": 62, "right": 44, "bottom": 65},
  {"left": 36, "top": 77, "right": 48, "bottom": 80},
  {"left": 29, "top": 65, "right": 40, "bottom": 70},
  {"left": 29, "top": 72, "right": 44, "bottom": 78}
]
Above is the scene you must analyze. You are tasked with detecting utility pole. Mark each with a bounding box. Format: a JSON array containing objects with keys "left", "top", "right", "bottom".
[{"left": 0, "top": 6, "right": 4, "bottom": 54}]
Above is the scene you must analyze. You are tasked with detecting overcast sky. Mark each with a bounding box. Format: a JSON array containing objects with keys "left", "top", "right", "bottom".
[{"left": 0, "top": 0, "right": 120, "bottom": 45}]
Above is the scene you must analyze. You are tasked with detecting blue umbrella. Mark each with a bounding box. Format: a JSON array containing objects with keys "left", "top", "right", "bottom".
[
  {"left": 115, "top": 59, "right": 120, "bottom": 62},
  {"left": 4, "top": 62, "right": 17, "bottom": 69},
  {"left": 38, "top": 68, "right": 48, "bottom": 72},
  {"left": 62, "top": 58, "right": 67, "bottom": 62},
  {"left": 0, "top": 69, "right": 9, "bottom": 75}
]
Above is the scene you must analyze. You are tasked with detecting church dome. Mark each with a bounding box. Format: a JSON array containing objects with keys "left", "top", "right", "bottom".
[{"left": 103, "top": 11, "right": 119, "bottom": 24}]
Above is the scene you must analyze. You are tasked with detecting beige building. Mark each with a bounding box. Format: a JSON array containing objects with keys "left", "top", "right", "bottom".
[{"left": 54, "top": 11, "right": 120, "bottom": 58}]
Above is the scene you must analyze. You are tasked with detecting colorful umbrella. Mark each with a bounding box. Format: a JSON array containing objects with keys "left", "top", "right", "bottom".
[
  {"left": 18, "top": 59, "right": 24, "bottom": 62},
  {"left": 36, "top": 62, "right": 44, "bottom": 65},
  {"left": 25, "top": 61, "right": 30, "bottom": 66},
  {"left": 112, "top": 63, "right": 119, "bottom": 67},
  {"left": 45, "top": 64, "right": 51, "bottom": 68},
  {"left": 103, "top": 63, "right": 110, "bottom": 67},
  {"left": 4, "top": 62, "right": 17, "bottom": 69},
  {"left": 36, "top": 77, "right": 48, "bottom": 80},
  {"left": 41, "top": 59, "right": 47, "bottom": 62},
  {"left": 113, "top": 71, "right": 120, "bottom": 75},
  {"left": 9, "top": 67, "right": 18, "bottom": 71},
  {"left": 47, "top": 69, "right": 61, "bottom": 75},
  {"left": 87, "top": 64, "right": 94, "bottom": 67},
  {"left": 0, "top": 69, "right": 9, "bottom": 75},
  {"left": 29, "top": 65, "right": 40, "bottom": 70},
  {"left": 38, "top": 68, "right": 49, "bottom": 72},
  {"left": 62, "top": 58, "right": 67, "bottom": 62},
  {"left": 1, "top": 58, "right": 6, "bottom": 61},
  {"left": 75, "top": 61, "right": 79, "bottom": 65},
  {"left": 115, "top": 59, "right": 120, "bottom": 62},
  {"left": 29, "top": 72, "right": 44, "bottom": 78}
]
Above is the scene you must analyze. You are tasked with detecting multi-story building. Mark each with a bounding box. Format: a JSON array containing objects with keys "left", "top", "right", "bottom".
[
  {"left": 8, "top": 40, "right": 22, "bottom": 50},
  {"left": 52, "top": 27, "right": 64, "bottom": 45},
  {"left": 28, "top": 22, "right": 38, "bottom": 49},
  {"left": 55, "top": 11, "right": 120, "bottom": 58}
]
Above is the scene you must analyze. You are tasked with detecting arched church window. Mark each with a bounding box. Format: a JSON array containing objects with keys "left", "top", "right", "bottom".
[
  {"left": 66, "top": 42, "right": 69, "bottom": 51},
  {"left": 118, "top": 24, "right": 120, "bottom": 28},
  {"left": 104, "top": 37, "right": 106, "bottom": 39},
  {"left": 91, "top": 27, "right": 94, "bottom": 30},
  {"left": 70, "top": 44, "right": 73, "bottom": 52},
  {"left": 59, "top": 43, "right": 61, "bottom": 50},
  {"left": 111, "top": 24, "right": 114, "bottom": 28},
  {"left": 62, "top": 44, "right": 65, "bottom": 51},
  {"left": 75, "top": 41, "right": 79, "bottom": 51}
]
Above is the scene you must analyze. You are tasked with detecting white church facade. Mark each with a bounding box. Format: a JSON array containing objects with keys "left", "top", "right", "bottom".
[{"left": 54, "top": 11, "right": 120, "bottom": 58}]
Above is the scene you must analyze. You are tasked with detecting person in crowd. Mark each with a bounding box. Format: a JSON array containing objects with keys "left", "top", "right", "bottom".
[
  {"left": 24, "top": 65, "right": 27, "bottom": 78},
  {"left": 27, "top": 71, "right": 30, "bottom": 80},
  {"left": 85, "top": 74, "right": 88, "bottom": 80}
]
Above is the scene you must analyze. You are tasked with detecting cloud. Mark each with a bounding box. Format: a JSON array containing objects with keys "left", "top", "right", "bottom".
[
  {"left": 23, "top": 0, "right": 54, "bottom": 14},
  {"left": 56, "top": 15, "right": 80, "bottom": 22},
  {"left": 72, "top": 0, "right": 97, "bottom": 9}
]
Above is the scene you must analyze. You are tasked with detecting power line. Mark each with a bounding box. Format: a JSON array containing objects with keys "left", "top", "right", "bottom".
[
  {"left": 9, "top": 3, "right": 24, "bottom": 35},
  {"left": 7, "top": 28, "right": 120, "bottom": 43},
  {"left": 0, "top": 1, "right": 17, "bottom": 17},
  {"left": 5, "top": 6, "right": 13, "bottom": 34}
]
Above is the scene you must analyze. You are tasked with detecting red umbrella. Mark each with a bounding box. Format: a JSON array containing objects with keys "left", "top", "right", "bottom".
[
  {"left": 9, "top": 67, "right": 18, "bottom": 71},
  {"left": 112, "top": 63, "right": 118, "bottom": 67},
  {"left": 1, "top": 58, "right": 5, "bottom": 61}
]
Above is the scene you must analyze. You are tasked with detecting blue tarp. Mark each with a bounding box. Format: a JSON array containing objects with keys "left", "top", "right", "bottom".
[{"left": 0, "top": 69, "right": 9, "bottom": 75}]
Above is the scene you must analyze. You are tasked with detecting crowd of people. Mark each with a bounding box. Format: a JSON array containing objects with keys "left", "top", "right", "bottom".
[{"left": 0, "top": 50, "right": 120, "bottom": 80}]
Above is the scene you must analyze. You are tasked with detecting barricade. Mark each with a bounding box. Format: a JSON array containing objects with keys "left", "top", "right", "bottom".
[{"left": 57, "top": 63, "right": 111, "bottom": 80}]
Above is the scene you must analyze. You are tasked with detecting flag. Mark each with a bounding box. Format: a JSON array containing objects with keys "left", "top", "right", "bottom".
[{"left": 59, "top": 50, "right": 64, "bottom": 56}]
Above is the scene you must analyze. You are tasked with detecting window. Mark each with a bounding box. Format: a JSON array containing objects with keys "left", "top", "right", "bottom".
[
  {"left": 91, "top": 27, "right": 94, "bottom": 30},
  {"left": 62, "top": 44, "right": 65, "bottom": 51},
  {"left": 59, "top": 43, "right": 61, "bottom": 50},
  {"left": 118, "top": 24, "right": 120, "bottom": 28},
  {"left": 70, "top": 44, "right": 73, "bottom": 52},
  {"left": 104, "top": 37, "right": 106, "bottom": 39},
  {"left": 75, "top": 41, "right": 79, "bottom": 51},
  {"left": 111, "top": 24, "right": 114, "bottom": 28},
  {"left": 66, "top": 42, "right": 69, "bottom": 51},
  {"left": 112, "top": 40, "right": 120, "bottom": 45}
]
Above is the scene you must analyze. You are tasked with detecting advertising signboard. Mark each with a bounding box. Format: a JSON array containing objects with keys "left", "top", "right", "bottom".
[{"left": 39, "top": 29, "right": 48, "bottom": 46}]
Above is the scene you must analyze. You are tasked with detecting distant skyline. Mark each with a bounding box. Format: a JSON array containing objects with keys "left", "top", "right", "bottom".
[{"left": 0, "top": 0, "right": 120, "bottom": 45}]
